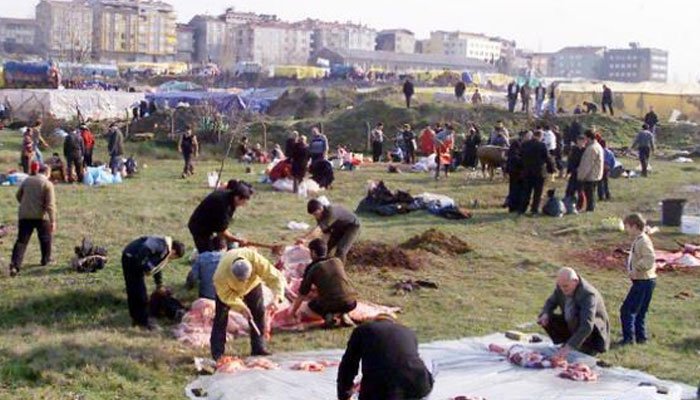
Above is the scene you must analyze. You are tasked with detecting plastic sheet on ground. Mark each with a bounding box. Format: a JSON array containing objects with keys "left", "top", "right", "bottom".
[{"left": 185, "top": 333, "right": 694, "bottom": 400}]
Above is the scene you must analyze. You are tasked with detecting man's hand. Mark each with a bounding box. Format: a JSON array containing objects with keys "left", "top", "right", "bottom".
[
  {"left": 51, "top": 222, "right": 57, "bottom": 234},
  {"left": 553, "top": 344, "right": 571, "bottom": 361},
  {"left": 537, "top": 313, "right": 549, "bottom": 327},
  {"left": 240, "top": 306, "right": 253, "bottom": 320},
  {"left": 295, "top": 238, "right": 306, "bottom": 246},
  {"left": 269, "top": 296, "right": 281, "bottom": 313},
  {"left": 236, "top": 238, "right": 249, "bottom": 247},
  {"left": 156, "top": 286, "right": 168, "bottom": 295}
]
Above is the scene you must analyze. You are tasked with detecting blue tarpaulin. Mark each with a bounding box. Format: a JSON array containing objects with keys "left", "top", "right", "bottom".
[{"left": 146, "top": 91, "right": 246, "bottom": 114}]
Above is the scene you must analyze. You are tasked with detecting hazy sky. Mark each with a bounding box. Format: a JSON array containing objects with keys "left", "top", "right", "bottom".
[{"left": 5, "top": 0, "right": 699, "bottom": 82}]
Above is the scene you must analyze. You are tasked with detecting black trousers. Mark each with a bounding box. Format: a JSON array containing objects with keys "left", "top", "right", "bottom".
[
  {"left": 597, "top": 171, "right": 610, "bottom": 200},
  {"left": 10, "top": 219, "right": 52, "bottom": 270},
  {"left": 582, "top": 181, "right": 598, "bottom": 212},
  {"left": 121, "top": 254, "right": 150, "bottom": 327},
  {"left": 327, "top": 225, "right": 361, "bottom": 264},
  {"left": 83, "top": 148, "right": 93, "bottom": 168},
  {"left": 182, "top": 151, "right": 194, "bottom": 175},
  {"left": 372, "top": 141, "right": 383, "bottom": 162},
  {"left": 308, "top": 299, "right": 357, "bottom": 317},
  {"left": 602, "top": 102, "right": 614, "bottom": 116},
  {"left": 521, "top": 175, "right": 545, "bottom": 214},
  {"left": 66, "top": 156, "right": 84, "bottom": 183},
  {"left": 190, "top": 229, "right": 215, "bottom": 254},
  {"left": 359, "top": 372, "right": 434, "bottom": 400},
  {"left": 405, "top": 95, "right": 412, "bottom": 109},
  {"left": 639, "top": 146, "right": 651, "bottom": 177},
  {"left": 20, "top": 154, "right": 32, "bottom": 174},
  {"left": 210, "top": 285, "right": 266, "bottom": 360},
  {"left": 507, "top": 175, "right": 525, "bottom": 212},
  {"left": 543, "top": 314, "right": 606, "bottom": 356}
]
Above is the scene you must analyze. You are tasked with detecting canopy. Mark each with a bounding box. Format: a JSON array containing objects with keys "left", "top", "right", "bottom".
[
  {"left": 146, "top": 91, "right": 245, "bottom": 114},
  {"left": 185, "top": 333, "right": 694, "bottom": 400}
]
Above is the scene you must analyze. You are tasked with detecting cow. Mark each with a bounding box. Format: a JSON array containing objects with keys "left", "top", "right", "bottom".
[{"left": 477, "top": 145, "right": 508, "bottom": 180}]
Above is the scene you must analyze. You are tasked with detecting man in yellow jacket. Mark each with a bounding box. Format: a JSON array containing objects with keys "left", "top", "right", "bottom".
[{"left": 211, "top": 247, "right": 286, "bottom": 359}]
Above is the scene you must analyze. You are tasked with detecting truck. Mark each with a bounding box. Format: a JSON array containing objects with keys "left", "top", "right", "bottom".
[{"left": 3, "top": 61, "right": 61, "bottom": 89}]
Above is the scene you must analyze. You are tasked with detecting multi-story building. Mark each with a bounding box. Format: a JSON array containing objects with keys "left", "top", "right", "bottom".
[
  {"left": 0, "top": 18, "right": 37, "bottom": 53},
  {"left": 176, "top": 23, "right": 194, "bottom": 63},
  {"left": 551, "top": 46, "right": 605, "bottom": 79},
  {"left": 91, "top": 0, "right": 177, "bottom": 62},
  {"left": 231, "top": 22, "right": 313, "bottom": 66},
  {"left": 376, "top": 29, "right": 415, "bottom": 54},
  {"left": 35, "top": 0, "right": 93, "bottom": 62},
  {"left": 221, "top": 7, "right": 278, "bottom": 25},
  {"left": 426, "top": 31, "right": 503, "bottom": 63},
  {"left": 189, "top": 15, "right": 227, "bottom": 64},
  {"left": 295, "top": 19, "right": 376, "bottom": 53},
  {"left": 414, "top": 39, "right": 431, "bottom": 54},
  {"left": 604, "top": 44, "right": 668, "bottom": 83},
  {"left": 530, "top": 52, "right": 554, "bottom": 76}
]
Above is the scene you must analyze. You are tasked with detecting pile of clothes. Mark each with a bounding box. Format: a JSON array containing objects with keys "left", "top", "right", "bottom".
[
  {"left": 356, "top": 181, "right": 471, "bottom": 220},
  {"left": 70, "top": 237, "right": 108, "bottom": 273},
  {"left": 174, "top": 246, "right": 400, "bottom": 348}
]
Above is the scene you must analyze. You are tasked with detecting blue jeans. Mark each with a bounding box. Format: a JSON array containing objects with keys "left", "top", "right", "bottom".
[
  {"left": 548, "top": 98, "right": 557, "bottom": 114},
  {"left": 535, "top": 99, "right": 545, "bottom": 116},
  {"left": 620, "top": 279, "right": 656, "bottom": 342},
  {"left": 34, "top": 146, "right": 44, "bottom": 164}
]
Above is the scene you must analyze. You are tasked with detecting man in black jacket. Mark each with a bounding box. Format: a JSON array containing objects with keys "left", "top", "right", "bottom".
[
  {"left": 402, "top": 79, "right": 414, "bottom": 109},
  {"left": 337, "top": 315, "right": 433, "bottom": 400},
  {"left": 454, "top": 80, "right": 466, "bottom": 101},
  {"left": 121, "top": 236, "right": 185, "bottom": 329},
  {"left": 63, "top": 128, "right": 85, "bottom": 183},
  {"left": 644, "top": 106, "right": 659, "bottom": 133},
  {"left": 602, "top": 85, "right": 614, "bottom": 116},
  {"left": 520, "top": 130, "right": 554, "bottom": 214},
  {"left": 507, "top": 81, "right": 519, "bottom": 113},
  {"left": 107, "top": 123, "right": 124, "bottom": 175}
]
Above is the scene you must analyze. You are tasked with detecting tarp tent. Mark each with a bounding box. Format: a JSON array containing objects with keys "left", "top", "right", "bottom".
[
  {"left": 0, "top": 89, "right": 144, "bottom": 120},
  {"left": 557, "top": 82, "right": 700, "bottom": 121},
  {"left": 146, "top": 91, "right": 246, "bottom": 114},
  {"left": 185, "top": 333, "right": 695, "bottom": 400}
]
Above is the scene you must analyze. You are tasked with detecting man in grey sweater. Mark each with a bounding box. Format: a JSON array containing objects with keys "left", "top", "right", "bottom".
[
  {"left": 632, "top": 124, "right": 655, "bottom": 177},
  {"left": 107, "top": 123, "right": 125, "bottom": 175},
  {"left": 538, "top": 267, "right": 611, "bottom": 358}
]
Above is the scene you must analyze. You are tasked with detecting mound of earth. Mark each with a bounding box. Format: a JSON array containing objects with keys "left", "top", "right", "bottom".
[
  {"left": 347, "top": 241, "right": 425, "bottom": 271},
  {"left": 400, "top": 229, "right": 472, "bottom": 256}
]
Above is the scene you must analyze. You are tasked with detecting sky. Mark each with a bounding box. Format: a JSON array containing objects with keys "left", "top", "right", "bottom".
[{"left": 5, "top": 0, "right": 699, "bottom": 83}]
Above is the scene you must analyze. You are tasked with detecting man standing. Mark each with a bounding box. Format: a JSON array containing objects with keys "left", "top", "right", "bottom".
[
  {"left": 300, "top": 200, "right": 361, "bottom": 264},
  {"left": 9, "top": 163, "right": 56, "bottom": 277},
  {"left": 79, "top": 124, "right": 95, "bottom": 168},
  {"left": 454, "top": 80, "right": 466, "bottom": 101},
  {"left": 211, "top": 247, "right": 286, "bottom": 359},
  {"left": 507, "top": 80, "right": 519, "bottom": 113},
  {"left": 400, "top": 124, "right": 416, "bottom": 164},
  {"left": 121, "top": 236, "right": 185, "bottom": 329},
  {"left": 534, "top": 83, "right": 547, "bottom": 116},
  {"left": 644, "top": 106, "right": 659, "bottom": 134},
  {"left": 28, "top": 121, "right": 48, "bottom": 164},
  {"left": 370, "top": 122, "right": 384, "bottom": 163},
  {"left": 632, "top": 124, "right": 655, "bottom": 177},
  {"left": 602, "top": 85, "right": 614, "bottom": 116},
  {"left": 537, "top": 267, "right": 610, "bottom": 358},
  {"left": 520, "top": 130, "right": 554, "bottom": 215},
  {"left": 63, "top": 127, "right": 85, "bottom": 183},
  {"left": 309, "top": 127, "right": 329, "bottom": 163},
  {"left": 20, "top": 127, "right": 35, "bottom": 173},
  {"left": 402, "top": 79, "right": 414, "bottom": 109},
  {"left": 178, "top": 125, "right": 199, "bottom": 179},
  {"left": 471, "top": 88, "right": 483, "bottom": 106},
  {"left": 434, "top": 124, "right": 455, "bottom": 180},
  {"left": 291, "top": 238, "right": 358, "bottom": 328},
  {"left": 577, "top": 130, "right": 604, "bottom": 212},
  {"left": 547, "top": 83, "right": 557, "bottom": 115},
  {"left": 107, "top": 123, "right": 124, "bottom": 175},
  {"left": 520, "top": 83, "right": 532, "bottom": 114},
  {"left": 337, "top": 314, "right": 434, "bottom": 400}
]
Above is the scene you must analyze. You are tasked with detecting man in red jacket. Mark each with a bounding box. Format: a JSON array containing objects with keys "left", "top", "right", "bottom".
[{"left": 80, "top": 124, "right": 95, "bottom": 168}]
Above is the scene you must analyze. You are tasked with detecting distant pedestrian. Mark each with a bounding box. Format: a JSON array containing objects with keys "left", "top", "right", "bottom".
[
  {"left": 644, "top": 106, "right": 659, "bottom": 134},
  {"left": 507, "top": 81, "right": 519, "bottom": 113},
  {"left": 520, "top": 83, "right": 532, "bottom": 114},
  {"left": 9, "top": 163, "right": 56, "bottom": 277},
  {"left": 535, "top": 83, "right": 546, "bottom": 116},
  {"left": 547, "top": 83, "right": 557, "bottom": 114},
  {"left": 28, "top": 121, "right": 48, "bottom": 164},
  {"left": 308, "top": 127, "right": 329, "bottom": 163},
  {"left": 403, "top": 79, "right": 415, "bottom": 108},
  {"left": 20, "top": 127, "right": 34, "bottom": 173},
  {"left": 291, "top": 136, "right": 311, "bottom": 194},
  {"left": 63, "top": 127, "right": 85, "bottom": 183},
  {"left": 632, "top": 124, "right": 655, "bottom": 177},
  {"left": 284, "top": 131, "right": 299, "bottom": 159},
  {"left": 520, "top": 130, "right": 554, "bottom": 214},
  {"left": 602, "top": 85, "right": 614, "bottom": 116},
  {"left": 577, "top": 130, "right": 605, "bottom": 212},
  {"left": 400, "top": 124, "right": 416, "bottom": 164},
  {"left": 178, "top": 125, "right": 199, "bottom": 179},
  {"left": 79, "top": 124, "right": 95, "bottom": 168},
  {"left": 107, "top": 123, "right": 124, "bottom": 175},
  {"left": 370, "top": 122, "right": 384, "bottom": 163},
  {"left": 471, "top": 88, "right": 483, "bottom": 106},
  {"left": 454, "top": 80, "right": 466, "bottom": 101}
]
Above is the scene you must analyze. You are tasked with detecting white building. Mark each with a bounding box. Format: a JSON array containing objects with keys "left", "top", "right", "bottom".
[
  {"left": 427, "top": 31, "right": 502, "bottom": 63},
  {"left": 231, "top": 22, "right": 313, "bottom": 66},
  {"left": 35, "top": 0, "right": 93, "bottom": 61},
  {"left": 295, "top": 19, "right": 376, "bottom": 53}
]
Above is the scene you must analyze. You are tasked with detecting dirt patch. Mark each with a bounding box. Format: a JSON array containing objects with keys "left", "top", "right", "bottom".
[
  {"left": 570, "top": 248, "right": 625, "bottom": 271},
  {"left": 347, "top": 241, "right": 425, "bottom": 270},
  {"left": 400, "top": 229, "right": 473, "bottom": 256}
]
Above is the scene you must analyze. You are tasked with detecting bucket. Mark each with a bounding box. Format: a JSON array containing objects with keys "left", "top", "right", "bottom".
[
  {"left": 661, "top": 199, "right": 686, "bottom": 227},
  {"left": 207, "top": 172, "right": 219, "bottom": 188},
  {"left": 681, "top": 215, "right": 700, "bottom": 235}
]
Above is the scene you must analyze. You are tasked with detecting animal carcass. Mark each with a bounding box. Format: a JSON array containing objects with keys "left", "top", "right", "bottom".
[{"left": 476, "top": 145, "right": 507, "bottom": 180}]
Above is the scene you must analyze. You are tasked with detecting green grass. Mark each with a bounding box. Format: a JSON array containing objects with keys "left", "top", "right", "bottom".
[{"left": 0, "top": 129, "right": 699, "bottom": 398}]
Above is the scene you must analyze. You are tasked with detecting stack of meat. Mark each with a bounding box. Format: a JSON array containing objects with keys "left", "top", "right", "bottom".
[
  {"left": 174, "top": 246, "right": 400, "bottom": 347},
  {"left": 559, "top": 363, "right": 598, "bottom": 381},
  {"left": 216, "top": 356, "right": 279, "bottom": 373},
  {"left": 489, "top": 344, "right": 565, "bottom": 369},
  {"left": 290, "top": 360, "right": 339, "bottom": 372},
  {"left": 655, "top": 244, "right": 700, "bottom": 271}
]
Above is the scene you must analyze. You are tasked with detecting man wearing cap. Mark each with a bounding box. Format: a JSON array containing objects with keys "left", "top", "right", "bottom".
[
  {"left": 9, "top": 163, "right": 56, "bottom": 277},
  {"left": 121, "top": 236, "right": 186, "bottom": 330},
  {"left": 299, "top": 200, "right": 360, "bottom": 264},
  {"left": 338, "top": 314, "right": 434, "bottom": 400},
  {"left": 211, "top": 247, "right": 286, "bottom": 358}
]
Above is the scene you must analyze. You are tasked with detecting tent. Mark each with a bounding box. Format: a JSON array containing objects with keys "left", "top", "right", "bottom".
[
  {"left": 146, "top": 91, "right": 246, "bottom": 114},
  {"left": 185, "top": 333, "right": 695, "bottom": 400},
  {"left": 557, "top": 81, "right": 700, "bottom": 121},
  {"left": 0, "top": 88, "right": 144, "bottom": 121}
]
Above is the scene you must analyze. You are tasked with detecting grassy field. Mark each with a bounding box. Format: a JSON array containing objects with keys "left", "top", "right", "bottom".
[{"left": 0, "top": 129, "right": 699, "bottom": 399}]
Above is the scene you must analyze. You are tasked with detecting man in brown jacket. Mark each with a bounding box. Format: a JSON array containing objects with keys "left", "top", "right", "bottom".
[
  {"left": 9, "top": 163, "right": 56, "bottom": 277},
  {"left": 537, "top": 267, "right": 610, "bottom": 358},
  {"left": 577, "top": 130, "right": 604, "bottom": 212}
]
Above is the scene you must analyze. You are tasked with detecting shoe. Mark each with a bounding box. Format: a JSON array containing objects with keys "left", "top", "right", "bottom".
[
  {"left": 40, "top": 259, "right": 54, "bottom": 267},
  {"left": 340, "top": 313, "right": 356, "bottom": 327},
  {"left": 9, "top": 267, "right": 19, "bottom": 277},
  {"left": 135, "top": 321, "right": 161, "bottom": 331},
  {"left": 251, "top": 348, "right": 272, "bottom": 357},
  {"left": 616, "top": 339, "right": 633, "bottom": 347},
  {"left": 323, "top": 313, "right": 337, "bottom": 329},
  {"left": 636, "top": 338, "right": 648, "bottom": 345}
]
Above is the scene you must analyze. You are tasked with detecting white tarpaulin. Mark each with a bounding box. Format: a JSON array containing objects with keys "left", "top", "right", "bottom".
[
  {"left": 185, "top": 333, "right": 695, "bottom": 400},
  {"left": 0, "top": 89, "right": 144, "bottom": 121}
]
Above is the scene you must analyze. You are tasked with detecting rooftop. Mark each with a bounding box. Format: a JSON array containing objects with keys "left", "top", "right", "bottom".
[
  {"left": 318, "top": 47, "right": 493, "bottom": 70},
  {"left": 378, "top": 29, "right": 415, "bottom": 36}
]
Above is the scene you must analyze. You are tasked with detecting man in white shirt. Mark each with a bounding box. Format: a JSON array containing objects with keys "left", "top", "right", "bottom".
[{"left": 542, "top": 124, "right": 557, "bottom": 153}]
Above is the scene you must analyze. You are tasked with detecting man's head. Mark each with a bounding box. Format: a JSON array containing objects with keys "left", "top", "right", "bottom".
[
  {"left": 227, "top": 180, "right": 254, "bottom": 208},
  {"left": 584, "top": 129, "right": 596, "bottom": 141},
  {"left": 307, "top": 199, "right": 325, "bottom": 220},
  {"left": 308, "top": 238, "right": 328, "bottom": 261},
  {"left": 403, "top": 123, "right": 411, "bottom": 131},
  {"left": 37, "top": 163, "right": 50, "bottom": 177},
  {"left": 376, "top": 122, "right": 384, "bottom": 129},
  {"left": 171, "top": 240, "right": 186, "bottom": 259},
  {"left": 576, "top": 134, "right": 587, "bottom": 148},
  {"left": 211, "top": 236, "right": 227, "bottom": 252},
  {"left": 649, "top": 106, "right": 654, "bottom": 112},
  {"left": 603, "top": 84, "right": 608, "bottom": 90},
  {"left": 642, "top": 123, "right": 649, "bottom": 131},
  {"left": 623, "top": 213, "right": 646, "bottom": 235},
  {"left": 533, "top": 129, "right": 543, "bottom": 141},
  {"left": 32, "top": 120, "right": 42, "bottom": 128},
  {"left": 556, "top": 267, "right": 580, "bottom": 297},
  {"left": 231, "top": 257, "right": 253, "bottom": 282},
  {"left": 312, "top": 127, "right": 320, "bottom": 136},
  {"left": 185, "top": 124, "right": 192, "bottom": 133}
]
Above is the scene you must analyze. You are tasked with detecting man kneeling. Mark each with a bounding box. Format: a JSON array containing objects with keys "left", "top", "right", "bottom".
[
  {"left": 291, "top": 238, "right": 358, "bottom": 328},
  {"left": 538, "top": 267, "right": 610, "bottom": 359}
]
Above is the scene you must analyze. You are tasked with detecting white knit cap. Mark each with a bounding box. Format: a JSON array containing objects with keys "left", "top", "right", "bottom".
[{"left": 231, "top": 258, "right": 252, "bottom": 281}]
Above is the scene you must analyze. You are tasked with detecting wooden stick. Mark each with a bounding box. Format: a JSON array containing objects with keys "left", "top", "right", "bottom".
[{"left": 249, "top": 318, "right": 262, "bottom": 336}]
